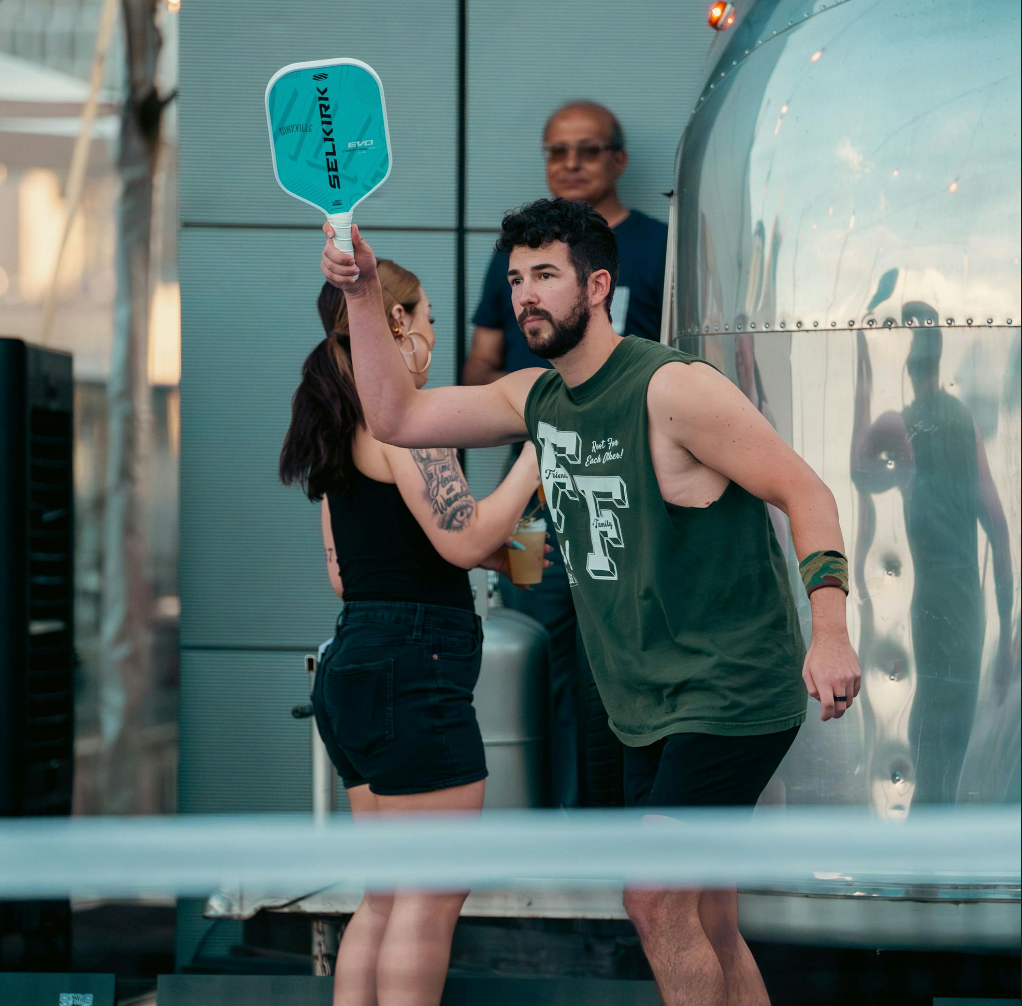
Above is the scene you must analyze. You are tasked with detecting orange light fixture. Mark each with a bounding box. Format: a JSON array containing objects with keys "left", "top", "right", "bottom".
[{"left": 709, "top": 2, "right": 736, "bottom": 30}]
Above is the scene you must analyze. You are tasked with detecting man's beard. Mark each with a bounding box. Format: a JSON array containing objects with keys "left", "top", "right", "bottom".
[{"left": 517, "top": 291, "right": 590, "bottom": 360}]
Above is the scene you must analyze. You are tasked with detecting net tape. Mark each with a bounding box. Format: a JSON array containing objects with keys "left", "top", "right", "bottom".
[{"left": 1, "top": 807, "right": 1018, "bottom": 899}]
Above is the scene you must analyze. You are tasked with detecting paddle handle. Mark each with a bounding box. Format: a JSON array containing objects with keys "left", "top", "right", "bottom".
[{"left": 328, "top": 212, "right": 358, "bottom": 280}]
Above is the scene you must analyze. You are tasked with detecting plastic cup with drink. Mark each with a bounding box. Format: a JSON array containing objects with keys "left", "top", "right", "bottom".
[{"left": 507, "top": 514, "right": 548, "bottom": 586}]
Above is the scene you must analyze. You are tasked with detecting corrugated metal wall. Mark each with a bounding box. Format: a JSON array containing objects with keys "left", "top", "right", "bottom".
[{"left": 177, "top": 0, "right": 710, "bottom": 965}]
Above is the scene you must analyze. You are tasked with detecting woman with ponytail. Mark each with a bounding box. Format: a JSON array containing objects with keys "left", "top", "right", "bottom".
[{"left": 280, "top": 260, "right": 542, "bottom": 1006}]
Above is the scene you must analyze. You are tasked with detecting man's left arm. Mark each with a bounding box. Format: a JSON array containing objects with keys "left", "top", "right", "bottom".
[{"left": 650, "top": 362, "right": 862, "bottom": 721}]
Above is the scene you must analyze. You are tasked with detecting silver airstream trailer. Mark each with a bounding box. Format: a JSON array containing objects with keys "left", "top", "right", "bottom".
[{"left": 664, "top": 0, "right": 1021, "bottom": 944}]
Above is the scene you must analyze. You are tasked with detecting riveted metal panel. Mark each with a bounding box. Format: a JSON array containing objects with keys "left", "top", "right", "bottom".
[
  {"left": 675, "top": 0, "right": 1022, "bottom": 335},
  {"left": 700, "top": 325, "right": 1021, "bottom": 815}
]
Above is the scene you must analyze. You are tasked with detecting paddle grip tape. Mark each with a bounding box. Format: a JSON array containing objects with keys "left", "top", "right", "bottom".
[{"left": 328, "top": 212, "right": 358, "bottom": 279}]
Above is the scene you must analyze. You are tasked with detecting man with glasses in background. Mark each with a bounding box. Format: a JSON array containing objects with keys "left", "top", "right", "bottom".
[
  {"left": 465, "top": 101, "right": 668, "bottom": 383},
  {"left": 464, "top": 101, "right": 668, "bottom": 809}
]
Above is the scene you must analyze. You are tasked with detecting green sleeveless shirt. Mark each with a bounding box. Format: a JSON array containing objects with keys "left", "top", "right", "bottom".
[{"left": 524, "top": 336, "right": 807, "bottom": 746}]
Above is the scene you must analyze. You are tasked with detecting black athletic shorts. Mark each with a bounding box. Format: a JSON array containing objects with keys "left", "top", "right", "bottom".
[
  {"left": 312, "top": 600, "right": 488, "bottom": 796},
  {"left": 623, "top": 726, "right": 800, "bottom": 809}
]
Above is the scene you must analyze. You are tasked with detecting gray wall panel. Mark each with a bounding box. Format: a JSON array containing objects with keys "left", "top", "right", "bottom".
[
  {"left": 466, "top": 0, "right": 711, "bottom": 228},
  {"left": 464, "top": 230, "right": 512, "bottom": 497},
  {"left": 179, "top": 227, "right": 456, "bottom": 649},
  {"left": 178, "top": 650, "right": 313, "bottom": 813},
  {"left": 465, "top": 229, "right": 500, "bottom": 352},
  {"left": 179, "top": 1, "right": 458, "bottom": 228}
]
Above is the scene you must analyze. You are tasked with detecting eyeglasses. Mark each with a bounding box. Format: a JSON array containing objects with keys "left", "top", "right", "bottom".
[{"left": 542, "top": 142, "right": 621, "bottom": 164}]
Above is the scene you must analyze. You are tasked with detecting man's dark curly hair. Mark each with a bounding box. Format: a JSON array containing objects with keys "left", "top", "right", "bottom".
[{"left": 495, "top": 198, "right": 619, "bottom": 320}]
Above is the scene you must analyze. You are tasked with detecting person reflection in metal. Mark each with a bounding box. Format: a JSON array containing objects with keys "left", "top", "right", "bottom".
[{"left": 852, "top": 302, "right": 1014, "bottom": 805}]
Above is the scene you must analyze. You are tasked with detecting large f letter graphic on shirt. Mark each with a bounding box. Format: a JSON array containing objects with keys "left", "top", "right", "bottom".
[
  {"left": 575, "top": 475, "right": 629, "bottom": 580},
  {"left": 536, "top": 421, "right": 581, "bottom": 533},
  {"left": 535, "top": 421, "right": 629, "bottom": 582}
]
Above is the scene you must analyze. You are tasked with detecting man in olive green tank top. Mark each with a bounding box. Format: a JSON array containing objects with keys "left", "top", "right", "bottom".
[{"left": 324, "top": 199, "right": 861, "bottom": 1006}]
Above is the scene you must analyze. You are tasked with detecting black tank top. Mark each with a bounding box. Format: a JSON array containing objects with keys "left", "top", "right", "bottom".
[{"left": 327, "top": 469, "right": 473, "bottom": 611}]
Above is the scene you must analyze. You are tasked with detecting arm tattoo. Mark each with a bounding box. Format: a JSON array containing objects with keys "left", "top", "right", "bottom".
[
  {"left": 409, "top": 448, "right": 475, "bottom": 532},
  {"left": 325, "top": 547, "right": 336, "bottom": 566}
]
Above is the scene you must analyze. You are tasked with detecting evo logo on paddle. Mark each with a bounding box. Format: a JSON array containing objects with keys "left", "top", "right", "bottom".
[
  {"left": 347, "top": 139, "right": 375, "bottom": 150},
  {"left": 59, "top": 996, "right": 94, "bottom": 1005},
  {"left": 316, "top": 85, "right": 341, "bottom": 190}
]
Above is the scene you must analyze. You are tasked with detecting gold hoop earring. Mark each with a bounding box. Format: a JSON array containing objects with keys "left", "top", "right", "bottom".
[{"left": 402, "top": 331, "right": 432, "bottom": 375}]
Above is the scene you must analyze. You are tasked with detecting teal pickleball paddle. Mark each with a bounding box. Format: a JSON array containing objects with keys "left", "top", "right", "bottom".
[{"left": 266, "top": 58, "right": 391, "bottom": 264}]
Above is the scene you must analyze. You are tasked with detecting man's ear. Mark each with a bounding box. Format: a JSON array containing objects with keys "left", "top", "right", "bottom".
[
  {"left": 589, "top": 268, "right": 613, "bottom": 311},
  {"left": 610, "top": 149, "right": 627, "bottom": 182}
]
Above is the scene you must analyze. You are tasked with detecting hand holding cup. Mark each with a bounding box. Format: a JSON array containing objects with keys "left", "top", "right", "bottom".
[{"left": 506, "top": 515, "right": 548, "bottom": 587}]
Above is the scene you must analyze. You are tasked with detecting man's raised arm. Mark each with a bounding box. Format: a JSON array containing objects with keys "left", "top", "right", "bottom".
[{"left": 320, "top": 224, "right": 534, "bottom": 449}]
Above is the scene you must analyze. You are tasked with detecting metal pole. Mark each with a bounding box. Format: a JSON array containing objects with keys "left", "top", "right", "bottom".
[{"left": 306, "top": 654, "right": 336, "bottom": 824}]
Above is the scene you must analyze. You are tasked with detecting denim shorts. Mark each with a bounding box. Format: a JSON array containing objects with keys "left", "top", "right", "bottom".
[{"left": 311, "top": 600, "right": 487, "bottom": 796}]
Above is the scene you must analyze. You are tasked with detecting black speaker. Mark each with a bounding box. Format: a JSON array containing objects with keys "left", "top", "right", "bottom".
[
  {"left": 0, "top": 336, "right": 75, "bottom": 816},
  {"left": 1, "top": 337, "right": 75, "bottom": 968}
]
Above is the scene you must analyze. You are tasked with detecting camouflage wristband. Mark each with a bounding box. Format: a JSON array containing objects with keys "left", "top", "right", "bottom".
[{"left": 799, "top": 549, "right": 849, "bottom": 596}]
